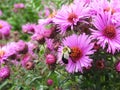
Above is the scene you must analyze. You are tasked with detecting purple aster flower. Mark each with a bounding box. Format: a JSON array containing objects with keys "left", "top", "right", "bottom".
[
  {"left": 21, "top": 42, "right": 38, "bottom": 68},
  {"left": 38, "top": 18, "right": 53, "bottom": 25},
  {"left": 90, "top": 0, "right": 120, "bottom": 16},
  {"left": 31, "top": 23, "right": 54, "bottom": 42},
  {"left": 4, "top": 42, "right": 17, "bottom": 59},
  {"left": 0, "top": 20, "right": 11, "bottom": 39},
  {"left": 0, "top": 42, "right": 17, "bottom": 64},
  {"left": 16, "top": 40, "right": 28, "bottom": 54},
  {"left": 27, "top": 42, "right": 38, "bottom": 58},
  {"left": 21, "top": 54, "right": 32, "bottom": 68},
  {"left": 0, "top": 66, "right": 10, "bottom": 80},
  {"left": 0, "top": 47, "right": 6, "bottom": 64},
  {"left": 31, "top": 24, "right": 45, "bottom": 42},
  {"left": 58, "top": 33, "right": 94, "bottom": 73},
  {"left": 91, "top": 12, "right": 120, "bottom": 54},
  {"left": 22, "top": 23, "right": 36, "bottom": 34},
  {"left": 53, "top": 2, "right": 89, "bottom": 34}
]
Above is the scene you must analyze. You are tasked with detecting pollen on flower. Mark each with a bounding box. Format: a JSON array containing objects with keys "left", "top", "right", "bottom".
[
  {"left": 48, "top": 11, "right": 57, "bottom": 18},
  {"left": 70, "top": 47, "right": 82, "bottom": 62},
  {"left": 0, "top": 50, "right": 5, "bottom": 58},
  {"left": 67, "top": 13, "right": 78, "bottom": 23},
  {"left": 104, "top": 7, "right": 116, "bottom": 14},
  {"left": 0, "top": 24, "right": 3, "bottom": 29},
  {"left": 103, "top": 25, "right": 116, "bottom": 39}
]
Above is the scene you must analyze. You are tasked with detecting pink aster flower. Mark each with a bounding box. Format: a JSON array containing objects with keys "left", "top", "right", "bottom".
[
  {"left": 3, "top": 42, "right": 17, "bottom": 59},
  {"left": 89, "top": 0, "right": 108, "bottom": 15},
  {"left": 31, "top": 23, "right": 54, "bottom": 42},
  {"left": 91, "top": 12, "right": 120, "bottom": 54},
  {"left": 27, "top": 42, "right": 38, "bottom": 58},
  {"left": 21, "top": 54, "right": 32, "bottom": 67},
  {"left": 0, "top": 47, "right": 6, "bottom": 64},
  {"left": 31, "top": 24, "right": 44, "bottom": 42},
  {"left": 0, "top": 42, "right": 17, "bottom": 64},
  {"left": 16, "top": 40, "right": 28, "bottom": 54},
  {"left": 90, "top": 0, "right": 120, "bottom": 16},
  {"left": 0, "top": 66, "right": 10, "bottom": 80},
  {"left": 53, "top": 2, "right": 89, "bottom": 34},
  {"left": 0, "top": 20, "right": 11, "bottom": 39},
  {"left": 14, "top": 3, "right": 25, "bottom": 9},
  {"left": 38, "top": 18, "right": 52, "bottom": 25},
  {"left": 58, "top": 33, "right": 94, "bottom": 73},
  {"left": 21, "top": 42, "right": 38, "bottom": 68},
  {"left": 106, "top": 0, "right": 120, "bottom": 14},
  {"left": 22, "top": 23, "right": 36, "bottom": 34}
]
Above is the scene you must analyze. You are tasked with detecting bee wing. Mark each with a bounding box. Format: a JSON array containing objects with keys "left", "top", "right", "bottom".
[
  {"left": 57, "top": 53, "right": 63, "bottom": 64},
  {"left": 68, "top": 47, "right": 71, "bottom": 53},
  {"left": 63, "top": 52, "right": 69, "bottom": 60}
]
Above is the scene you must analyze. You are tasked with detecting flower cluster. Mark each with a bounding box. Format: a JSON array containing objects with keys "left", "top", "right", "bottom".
[
  {"left": 0, "top": 20, "right": 11, "bottom": 39},
  {"left": 20, "top": 0, "right": 120, "bottom": 74},
  {"left": 0, "top": 40, "right": 38, "bottom": 80},
  {"left": 1, "top": 0, "right": 120, "bottom": 89}
]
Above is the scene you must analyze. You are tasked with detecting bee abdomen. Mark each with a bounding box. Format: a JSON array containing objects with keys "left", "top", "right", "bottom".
[{"left": 62, "top": 57, "right": 68, "bottom": 64}]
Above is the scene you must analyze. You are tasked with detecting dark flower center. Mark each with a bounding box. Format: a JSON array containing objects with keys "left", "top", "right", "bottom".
[
  {"left": 0, "top": 24, "right": 3, "bottom": 29},
  {"left": 67, "top": 13, "right": 78, "bottom": 23},
  {"left": 30, "top": 28, "right": 35, "bottom": 33},
  {"left": 96, "top": 60, "right": 105, "bottom": 69},
  {"left": 70, "top": 47, "right": 82, "bottom": 62},
  {"left": 103, "top": 25, "right": 116, "bottom": 39},
  {"left": 25, "top": 61, "right": 34, "bottom": 70}
]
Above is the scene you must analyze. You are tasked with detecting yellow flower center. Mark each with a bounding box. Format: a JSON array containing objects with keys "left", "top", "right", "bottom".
[
  {"left": 0, "top": 50, "right": 5, "bottom": 58},
  {"left": 0, "top": 24, "right": 3, "bottom": 29},
  {"left": 48, "top": 11, "right": 57, "bottom": 18}
]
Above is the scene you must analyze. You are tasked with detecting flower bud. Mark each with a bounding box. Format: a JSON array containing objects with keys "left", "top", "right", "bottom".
[
  {"left": 47, "top": 79, "right": 53, "bottom": 86},
  {"left": 93, "top": 42, "right": 100, "bottom": 50},
  {"left": 0, "top": 67, "right": 10, "bottom": 80},
  {"left": 96, "top": 60, "right": 105, "bottom": 69},
  {"left": 36, "top": 35, "right": 45, "bottom": 44},
  {"left": 25, "top": 61, "right": 34, "bottom": 70},
  {"left": 46, "top": 54, "right": 56, "bottom": 65}
]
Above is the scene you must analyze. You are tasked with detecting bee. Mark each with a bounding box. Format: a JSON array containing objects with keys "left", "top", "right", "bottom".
[{"left": 61, "top": 46, "right": 71, "bottom": 64}]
